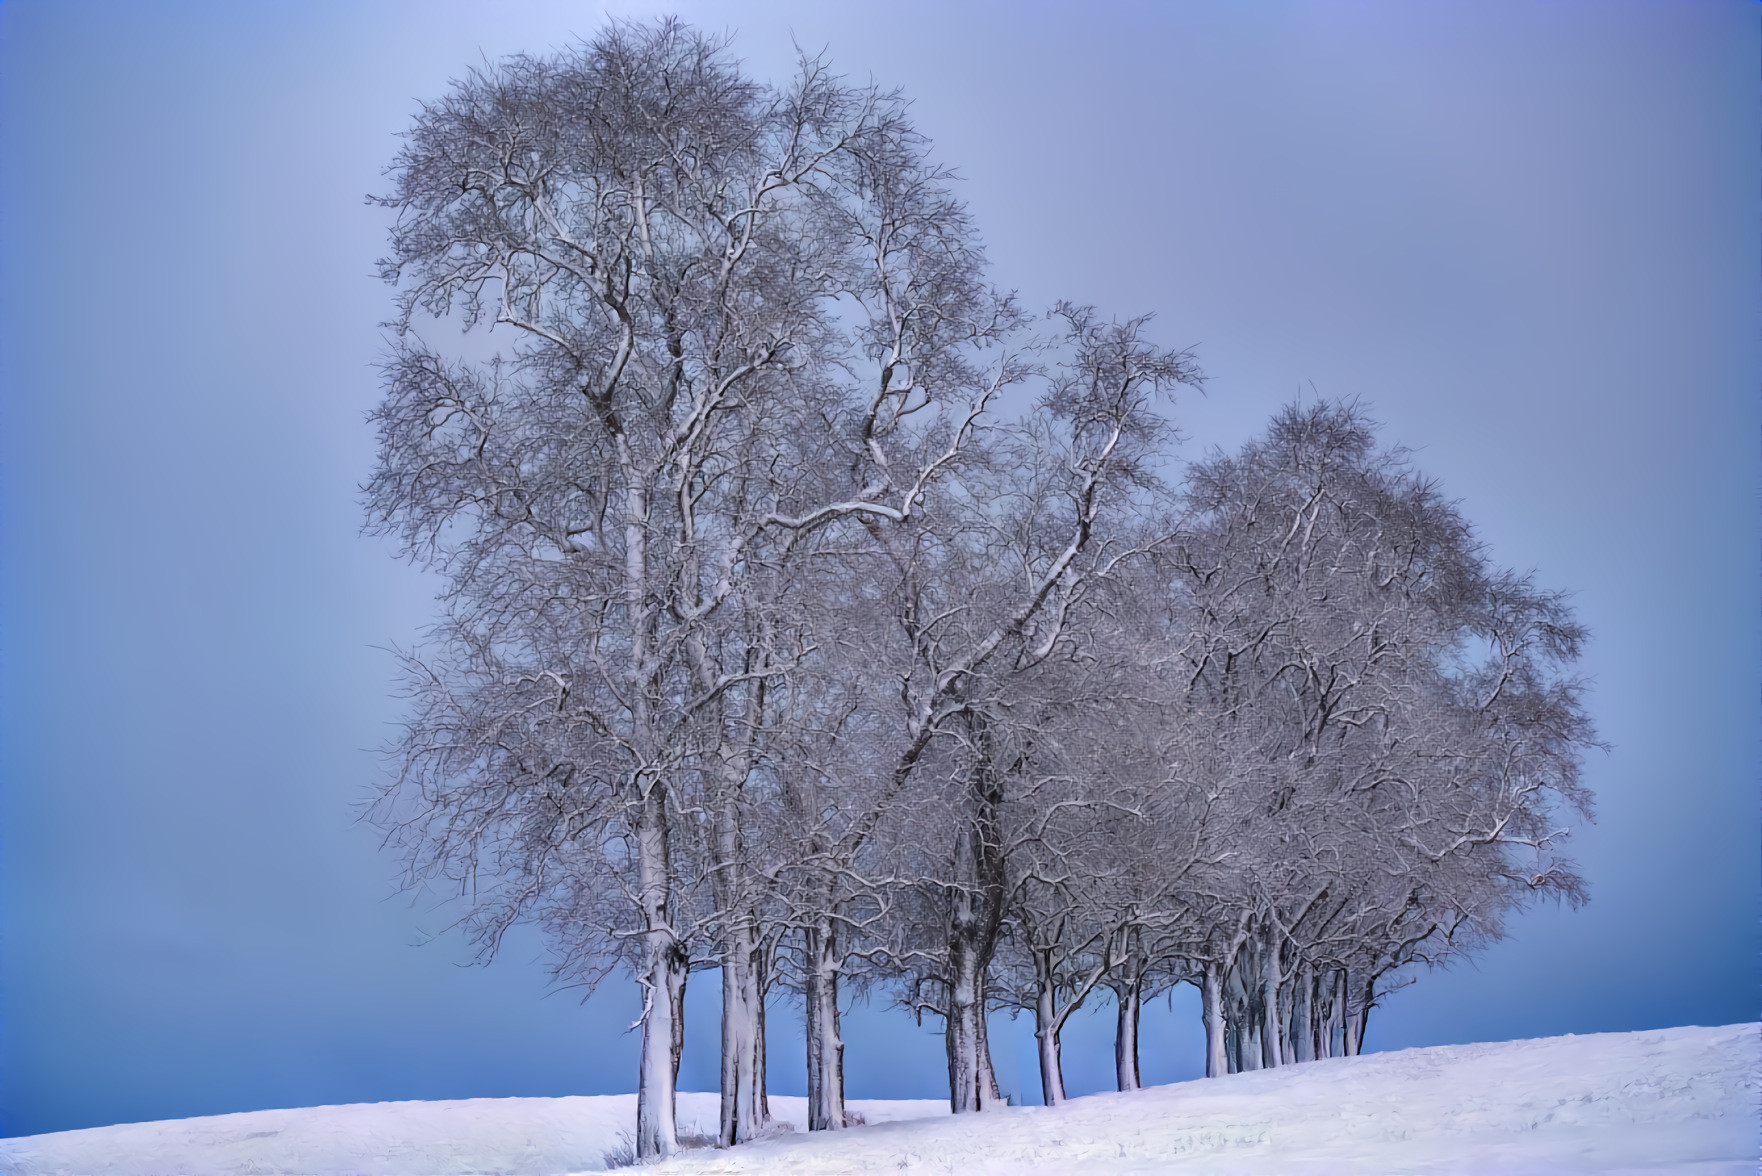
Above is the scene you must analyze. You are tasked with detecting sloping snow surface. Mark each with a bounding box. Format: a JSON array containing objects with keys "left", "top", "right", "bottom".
[{"left": 5, "top": 1023, "right": 1755, "bottom": 1175}]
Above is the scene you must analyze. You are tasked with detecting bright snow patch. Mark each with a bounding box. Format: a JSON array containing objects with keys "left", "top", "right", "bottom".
[{"left": 4, "top": 1023, "right": 1755, "bottom": 1175}]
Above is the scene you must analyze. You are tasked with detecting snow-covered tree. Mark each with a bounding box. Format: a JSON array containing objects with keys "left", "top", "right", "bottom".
[
  {"left": 362, "top": 20, "right": 1026, "bottom": 1155},
  {"left": 1164, "top": 402, "right": 1596, "bottom": 1073},
  {"left": 364, "top": 18, "right": 1592, "bottom": 1132},
  {"left": 364, "top": 17, "right": 1206, "bottom": 1148}
]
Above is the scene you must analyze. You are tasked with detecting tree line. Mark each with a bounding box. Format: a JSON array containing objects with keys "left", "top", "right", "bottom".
[{"left": 364, "top": 20, "right": 1595, "bottom": 1160}]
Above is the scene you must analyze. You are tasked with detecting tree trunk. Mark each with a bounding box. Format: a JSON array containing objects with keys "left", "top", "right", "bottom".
[
  {"left": 804, "top": 919, "right": 846, "bottom": 1131},
  {"left": 756, "top": 970, "right": 770, "bottom": 1124},
  {"left": 1114, "top": 980, "right": 1142, "bottom": 1092},
  {"left": 671, "top": 961, "right": 688, "bottom": 1084},
  {"left": 1347, "top": 974, "right": 1374, "bottom": 1056},
  {"left": 1228, "top": 959, "right": 1261, "bottom": 1072},
  {"left": 1234, "top": 954, "right": 1260, "bottom": 1073},
  {"left": 944, "top": 908, "right": 1005, "bottom": 1112},
  {"left": 709, "top": 755, "right": 769, "bottom": 1148},
  {"left": 1260, "top": 930, "right": 1284, "bottom": 1069},
  {"left": 1344, "top": 972, "right": 1366, "bottom": 1057},
  {"left": 946, "top": 939, "right": 984, "bottom": 1112},
  {"left": 717, "top": 919, "right": 768, "bottom": 1146},
  {"left": 1033, "top": 950, "right": 1067, "bottom": 1106},
  {"left": 1202, "top": 961, "right": 1228, "bottom": 1078},
  {"left": 1292, "top": 962, "right": 1314, "bottom": 1063},
  {"left": 634, "top": 791, "right": 683, "bottom": 1160},
  {"left": 977, "top": 1003, "right": 1004, "bottom": 1107},
  {"left": 945, "top": 718, "right": 1008, "bottom": 1114},
  {"left": 1330, "top": 968, "right": 1348, "bottom": 1058},
  {"left": 636, "top": 948, "right": 685, "bottom": 1160},
  {"left": 1111, "top": 929, "right": 1143, "bottom": 1092},
  {"left": 623, "top": 460, "right": 682, "bottom": 1162}
]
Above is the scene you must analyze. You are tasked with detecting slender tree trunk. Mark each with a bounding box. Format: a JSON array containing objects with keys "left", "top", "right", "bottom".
[
  {"left": 671, "top": 962, "right": 688, "bottom": 1084},
  {"left": 1111, "top": 929, "right": 1143, "bottom": 1092},
  {"left": 1233, "top": 966, "right": 1261, "bottom": 1079},
  {"left": 1235, "top": 956, "right": 1261, "bottom": 1073},
  {"left": 1229, "top": 957, "right": 1261, "bottom": 1072},
  {"left": 945, "top": 718, "right": 1007, "bottom": 1114},
  {"left": 1347, "top": 975, "right": 1374, "bottom": 1056},
  {"left": 709, "top": 752, "right": 769, "bottom": 1148},
  {"left": 623, "top": 459, "right": 682, "bottom": 1162},
  {"left": 1033, "top": 950, "right": 1067, "bottom": 1106},
  {"left": 1344, "top": 972, "right": 1366, "bottom": 1056},
  {"left": 1113, "top": 982, "right": 1142, "bottom": 1092},
  {"left": 1278, "top": 985, "right": 1295, "bottom": 1066},
  {"left": 1292, "top": 962, "right": 1314, "bottom": 1063},
  {"left": 756, "top": 969, "right": 770, "bottom": 1124},
  {"left": 977, "top": 1003, "right": 1004, "bottom": 1107},
  {"left": 634, "top": 790, "right": 683, "bottom": 1159},
  {"left": 1034, "top": 1021, "right": 1065, "bottom": 1106},
  {"left": 1202, "top": 961, "right": 1228, "bottom": 1078},
  {"left": 1332, "top": 973, "right": 1346, "bottom": 1064},
  {"left": 804, "top": 918, "right": 846, "bottom": 1130},
  {"left": 1261, "top": 929, "right": 1285, "bottom": 1069}
]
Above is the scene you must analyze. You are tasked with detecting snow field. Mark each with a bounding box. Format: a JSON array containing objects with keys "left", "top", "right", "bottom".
[
  {"left": 0, "top": 1094, "right": 947, "bottom": 1176},
  {"left": 646, "top": 1022, "right": 1760, "bottom": 1175},
  {"left": 3, "top": 1023, "right": 1754, "bottom": 1175}
]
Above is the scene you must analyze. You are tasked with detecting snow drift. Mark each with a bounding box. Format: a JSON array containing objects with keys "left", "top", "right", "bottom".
[{"left": 5, "top": 1023, "right": 1755, "bottom": 1175}]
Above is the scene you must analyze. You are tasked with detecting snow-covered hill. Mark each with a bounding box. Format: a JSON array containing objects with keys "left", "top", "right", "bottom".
[
  {"left": 5, "top": 1023, "right": 1755, "bottom": 1175},
  {"left": 0, "top": 1093, "right": 948, "bottom": 1176}
]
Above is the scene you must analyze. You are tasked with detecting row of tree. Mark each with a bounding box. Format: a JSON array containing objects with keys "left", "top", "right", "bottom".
[{"left": 365, "top": 21, "right": 1595, "bottom": 1160}]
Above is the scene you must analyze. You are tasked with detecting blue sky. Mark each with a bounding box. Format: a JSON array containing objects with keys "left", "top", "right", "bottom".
[{"left": 2, "top": 0, "right": 1755, "bottom": 1138}]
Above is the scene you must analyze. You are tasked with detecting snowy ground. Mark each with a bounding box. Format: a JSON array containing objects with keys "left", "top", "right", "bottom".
[
  {"left": 0, "top": 1094, "right": 947, "bottom": 1176},
  {"left": 5, "top": 1023, "right": 1755, "bottom": 1175}
]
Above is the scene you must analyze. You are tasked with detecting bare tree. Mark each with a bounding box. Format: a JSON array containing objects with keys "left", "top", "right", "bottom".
[
  {"left": 1164, "top": 401, "right": 1596, "bottom": 1074},
  {"left": 365, "top": 19, "right": 1587, "bottom": 1136},
  {"left": 363, "top": 20, "right": 1023, "bottom": 1155},
  {"left": 363, "top": 17, "right": 1202, "bottom": 1150},
  {"left": 865, "top": 310, "right": 1201, "bottom": 1112}
]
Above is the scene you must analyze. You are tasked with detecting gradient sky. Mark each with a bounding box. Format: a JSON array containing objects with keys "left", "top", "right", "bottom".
[{"left": 1, "top": 0, "right": 1755, "bottom": 1139}]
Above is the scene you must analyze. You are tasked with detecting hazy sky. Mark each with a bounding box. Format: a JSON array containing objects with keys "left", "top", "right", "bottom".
[{"left": 2, "top": 0, "right": 1755, "bottom": 1138}]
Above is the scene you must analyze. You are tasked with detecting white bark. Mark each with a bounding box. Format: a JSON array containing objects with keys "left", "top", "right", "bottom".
[
  {"left": 717, "top": 922, "right": 768, "bottom": 1146},
  {"left": 635, "top": 796, "right": 685, "bottom": 1159},
  {"left": 1034, "top": 970, "right": 1066, "bottom": 1106},
  {"left": 1113, "top": 970, "right": 1143, "bottom": 1093},
  {"left": 1202, "top": 961, "right": 1228, "bottom": 1079},
  {"left": 804, "top": 920, "right": 846, "bottom": 1131},
  {"left": 946, "top": 939, "right": 987, "bottom": 1113},
  {"left": 1026, "top": 936, "right": 1113, "bottom": 1107}
]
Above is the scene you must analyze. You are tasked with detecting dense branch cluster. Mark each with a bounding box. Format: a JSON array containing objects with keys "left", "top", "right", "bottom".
[{"left": 364, "top": 21, "right": 1596, "bottom": 1159}]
